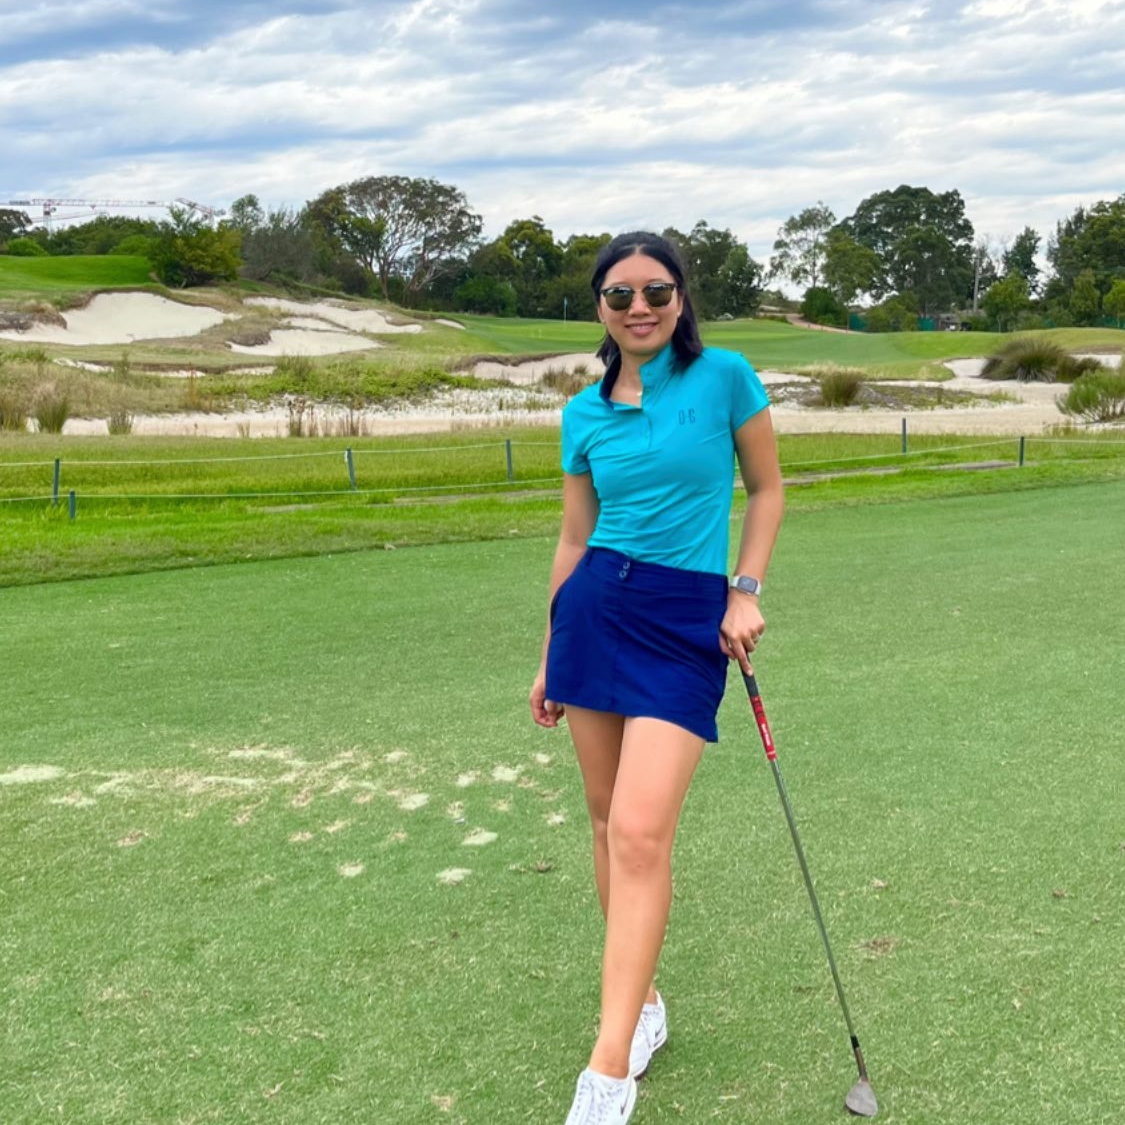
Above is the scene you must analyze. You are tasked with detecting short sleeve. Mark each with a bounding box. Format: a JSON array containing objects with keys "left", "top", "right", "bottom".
[
  {"left": 729, "top": 353, "right": 770, "bottom": 432},
  {"left": 561, "top": 405, "right": 590, "bottom": 475}
]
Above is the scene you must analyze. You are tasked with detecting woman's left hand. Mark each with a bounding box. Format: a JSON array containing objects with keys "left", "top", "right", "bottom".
[{"left": 721, "top": 591, "right": 765, "bottom": 674}]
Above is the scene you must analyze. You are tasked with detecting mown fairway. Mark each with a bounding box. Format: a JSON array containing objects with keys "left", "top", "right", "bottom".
[
  {"left": 2, "top": 479, "right": 1123, "bottom": 1123},
  {"left": 0, "top": 254, "right": 155, "bottom": 297}
]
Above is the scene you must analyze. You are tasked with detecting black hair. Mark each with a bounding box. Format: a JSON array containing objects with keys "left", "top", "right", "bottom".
[{"left": 590, "top": 231, "right": 704, "bottom": 373}]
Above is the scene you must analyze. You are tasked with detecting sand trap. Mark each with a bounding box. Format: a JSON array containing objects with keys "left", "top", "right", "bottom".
[
  {"left": 0, "top": 293, "right": 230, "bottom": 345},
  {"left": 473, "top": 352, "right": 603, "bottom": 385},
  {"left": 229, "top": 328, "right": 383, "bottom": 357},
  {"left": 436, "top": 318, "right": 466, "bottom": 330},
  {"left": 245, "top": 297, "right": 422, "bottom": 334}
]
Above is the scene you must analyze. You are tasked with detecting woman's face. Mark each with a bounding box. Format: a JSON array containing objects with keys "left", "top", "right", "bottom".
[{"left": 597, "top": 251, "right": 683, "bottom": 365}]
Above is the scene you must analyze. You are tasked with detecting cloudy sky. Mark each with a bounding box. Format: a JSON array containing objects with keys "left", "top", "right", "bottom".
[{"left": 2, "top": 0, "right": 1123, "bottom": 261}]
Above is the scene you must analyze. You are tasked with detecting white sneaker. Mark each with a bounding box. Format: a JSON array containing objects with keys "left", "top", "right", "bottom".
[
  {"left": 629, "top": 993, "right": 668, "bottom": 1079},
  {"left": 563, "top": 1068, "right": 637, "bottom": 1124}
]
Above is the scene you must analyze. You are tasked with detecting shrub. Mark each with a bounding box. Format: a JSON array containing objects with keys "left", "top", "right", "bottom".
[
  {"left": 981, "top": 337, "right": 1069, "bottom": 381},
  {"left": 800, "top": 286, "right": 846, "bottom": 327},
  {"left": 5, "top": 237, "right": 49, "bottom": 257},
  {"left": 1057, "top": 371, "right": 1125, "bottom": 423},
  {"left": 818, "top": 369, "right": 863, "bottom": 406},
  {"left": 107, "top": 408, "right": 135, "bottom": 435},
  {"left": 33, "top": 386, "right": 70, "bottom": 433},
  {"left": 1056, "top": 355, "right": 1106, "bottom": 384},
  {"left": 274, "top": 354, "right": 316, "bottom": 388}
]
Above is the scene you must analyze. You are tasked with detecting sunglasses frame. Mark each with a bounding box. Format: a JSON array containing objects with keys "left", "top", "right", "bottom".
[{"left": 599, "top": 282, "right": 679, "bottom": 312}]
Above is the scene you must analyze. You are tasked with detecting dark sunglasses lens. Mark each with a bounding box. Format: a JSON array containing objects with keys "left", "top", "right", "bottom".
[
  {"left": 602, "top": 287, "right": 632, "bottom": 311},
  {"left": 643, "top": 284, "right": 675, "bottom": 307},
  {"left": 601, "top": 284, "right": 676, "bottom": 311}
]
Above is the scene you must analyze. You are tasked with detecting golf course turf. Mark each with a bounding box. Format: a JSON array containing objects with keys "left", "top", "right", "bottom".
[{"left": 2, "top": 477, "right": 1123, "bottom": 1122}]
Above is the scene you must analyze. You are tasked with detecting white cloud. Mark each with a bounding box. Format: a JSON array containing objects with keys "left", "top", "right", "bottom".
[{"left": 1, "top": 0, "right": 1123, "bottom": 261}]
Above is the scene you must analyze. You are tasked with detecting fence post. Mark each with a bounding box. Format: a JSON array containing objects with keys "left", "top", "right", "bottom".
[
  {"left": 505, "top": 439, "right": 514, "bottom": 483},
  {"left": 1019, "top": 436, "right": 1025, "bottom": 467},
  {"left": 345, "top": 447, "right": 356, "bottom": 490},
  {"left": 901, "top": 418, "right": 907, "bottom": 454},
  {"left": 53, "top": 458, "right": 61, "bottom": 506},
  {"left": 68, "top": 490, "right": 76, "bottom": 521}
]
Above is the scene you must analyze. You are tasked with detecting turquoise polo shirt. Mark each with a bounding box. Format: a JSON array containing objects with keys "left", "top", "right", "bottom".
[{"left": 561, "top": 343, "right": 769, "bottom": 575}]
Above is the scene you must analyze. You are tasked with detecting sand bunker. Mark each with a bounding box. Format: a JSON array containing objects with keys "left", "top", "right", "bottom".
[
  {"left": 0, "top": 292, "right": 231, "bottom": 345},
  {"left": 245, "top": 297, "right": 422, "bottom": 335},
  {"left": 229, "top": 328, "right": 383, "bottom": 357},
  {"left": 473, "top": 352, "right": 604, "bottom": 385}
]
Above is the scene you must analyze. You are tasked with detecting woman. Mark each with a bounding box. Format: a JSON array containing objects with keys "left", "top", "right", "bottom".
[{"left": 530, "top": 231, "right": 784, "bottom": 1123}]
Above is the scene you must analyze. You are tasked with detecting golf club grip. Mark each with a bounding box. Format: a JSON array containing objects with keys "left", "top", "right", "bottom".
[{"left": 741, "top": 671, "right": 777, "bottom": 761}]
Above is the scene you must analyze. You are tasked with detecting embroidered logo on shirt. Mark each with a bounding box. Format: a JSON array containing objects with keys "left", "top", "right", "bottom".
[{"left": 678, "top": 408, "right": 697, "bottom": 424}]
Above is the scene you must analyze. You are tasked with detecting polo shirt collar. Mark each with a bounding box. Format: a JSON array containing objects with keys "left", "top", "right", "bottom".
[{"left": 598, "top": 343, "right": 678, "bottom": 410}]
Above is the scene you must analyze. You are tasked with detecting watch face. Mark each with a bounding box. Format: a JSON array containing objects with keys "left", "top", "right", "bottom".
[{"left": 735, "top": 577, "right": 760, "bottom": 595}]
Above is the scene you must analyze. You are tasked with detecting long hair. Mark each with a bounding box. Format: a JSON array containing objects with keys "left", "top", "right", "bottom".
[{"left": 590, "top": 231, "right": 704, "bottom": 372}]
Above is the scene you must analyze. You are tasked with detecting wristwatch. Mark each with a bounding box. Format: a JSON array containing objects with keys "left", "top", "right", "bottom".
[{"left": 730, "top": 575, "right": 762, "bottom": 597}]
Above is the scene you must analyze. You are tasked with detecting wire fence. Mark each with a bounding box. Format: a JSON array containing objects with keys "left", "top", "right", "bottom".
[{"left": 2, "top": 430, "right": 1124, "bottom": 518}]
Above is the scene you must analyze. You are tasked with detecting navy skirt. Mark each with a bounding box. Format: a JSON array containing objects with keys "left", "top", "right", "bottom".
[{"left": 545, "top": 548, "right": 730, "bottom": 742}]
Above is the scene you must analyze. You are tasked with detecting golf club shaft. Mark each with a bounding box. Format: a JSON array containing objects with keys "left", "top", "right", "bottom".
[{"left": 741, "top": 669, "right": 870, "bottom": 1083}]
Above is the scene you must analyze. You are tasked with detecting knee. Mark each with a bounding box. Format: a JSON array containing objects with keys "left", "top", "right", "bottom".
[
  {"left": 591, "top": 815, "right": 610, "bottom": 851},
  {"left": 607, "top": 815, "right": 669, "bottom": 876}
]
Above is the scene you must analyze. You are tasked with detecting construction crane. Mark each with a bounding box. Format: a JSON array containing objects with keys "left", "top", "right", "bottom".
[{"left": 1, "top": 197, "right": 226, "bottom": 229}]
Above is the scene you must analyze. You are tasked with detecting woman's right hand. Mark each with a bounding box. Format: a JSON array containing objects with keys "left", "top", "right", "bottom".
[{"left": 530, "top": 665, "right": 564, "bottom": 728}]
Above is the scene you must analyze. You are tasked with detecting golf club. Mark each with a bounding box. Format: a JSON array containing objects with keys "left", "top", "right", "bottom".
[{"left": 741, "top": 668, "right": 878, "bottom": 1118}]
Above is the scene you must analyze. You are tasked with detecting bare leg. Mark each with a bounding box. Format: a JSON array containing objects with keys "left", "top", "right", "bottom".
[
  {"left": 566, "top": 707, "right": 663, "bottom": 1014},
  {"left": 587, "top": 717, "right": 704, "bottom": 1078},
  {"left": 564, "top": 705, "right": 624, "bottom": 920}
]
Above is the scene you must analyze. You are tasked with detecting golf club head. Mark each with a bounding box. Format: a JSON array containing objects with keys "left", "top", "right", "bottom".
[{"left": 845, "top": 1078, "right": 878, "bottom": 1117}]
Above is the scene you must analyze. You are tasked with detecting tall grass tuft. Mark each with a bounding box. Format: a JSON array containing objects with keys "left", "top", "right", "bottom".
[
  {"left": 982, "top": 337, "right": 1068, "bottom": 381},
  {"left": 1057, "top": 371, "right": 1125, "bottom": 422},
  {"left": 107, "top": 408, "right": 135, "bottom": 435},
  {"left": 541, "top": 365, "right": 594, "bottom": 399},
  {"left": 0, "top": 389, "right": 29, "bottom": 431},
  {"left": 274, "top": 354, "right": 316, "bottom": 389},
  {"left": 817, "top": 369, "right": 863, "bottom": 406},
  {"left": 33, "top": 386, "right": 71, "bottom": 434}
]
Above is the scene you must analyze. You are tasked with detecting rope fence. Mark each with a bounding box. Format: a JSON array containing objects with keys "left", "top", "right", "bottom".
[{"left": 1, "top": 428, "right": 1123, "bottom": 519}]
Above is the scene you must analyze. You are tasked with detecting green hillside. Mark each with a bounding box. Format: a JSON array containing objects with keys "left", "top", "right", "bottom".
[{"left": 0, "top": 254, "right": 154, "bottom": 296}]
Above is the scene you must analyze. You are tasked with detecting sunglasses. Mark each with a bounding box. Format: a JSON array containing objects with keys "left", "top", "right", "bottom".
[{"left": 599, "top": 282, "right": 678, "bottom": 312}]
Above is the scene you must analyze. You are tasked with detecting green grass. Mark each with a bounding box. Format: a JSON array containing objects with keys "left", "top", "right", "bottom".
[
  {"left": 0, "top": 254, "right": 155, "bottom": 295},
  {"left": 4, "top": 428, "right": 1125, "bottom": 587},
  {"left": 2, "top": 480, "right": 1123, "bottom": 1123},
  {"left": 456, "top": 315, "right": 1125, "bottom": 378}
]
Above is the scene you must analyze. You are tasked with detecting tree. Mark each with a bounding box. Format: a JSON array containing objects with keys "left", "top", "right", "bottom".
[
  {"left": 543, "top": 232, "right": 611, "bottom": 320},
  {"left": 1046, "top": 194, "right": 1125, "bottom": 300},
  {"left": 893, "top": 224, "right": 972, "bottom": 316},
  {"left": 0, "top": 208, "right": 32, "bottom": 245},
  {"left": 769, "top": 202, "right": 835, "bottom": 291},
  {"left": 492, "top": 216, "right": 563, "bottom": 318},
  {"left": 1069, "top": 269, "right": 1102, "bottom": 325},
  {"left": 663, "top": 222, "right": 762, "bottom": 320},
  {"left": 240, "top": 206, "right": 318, "bottom": 284},
  {"left": 971, "top": 237, "right": 1000, "bottom": 311},
  {"left": 1002, "top": 227, "right": 1041, "bottom": 294},
  {"left": 227, "top": 194, "right": 265, "bottom": 234},
  {"left": 838, "top": 185, "right": 974, "bottom": 311},
  {"left": 981, "top": 273, "right": 1032, "bottom": 332},
  {"left": 1104, "top": 279, "right": 1125, "bottom": 327},
  {"left": 822, "top": 229, "right": 880, "bottom": 304},
  {"left": 151, "top": 207, "right": 241, "bottom": 287},
  {"left": 800, "top": 286, "right": 846, "bottom": 327},
  {"left": 305, "top": 175, "right": 482, "bottom": 301}
]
